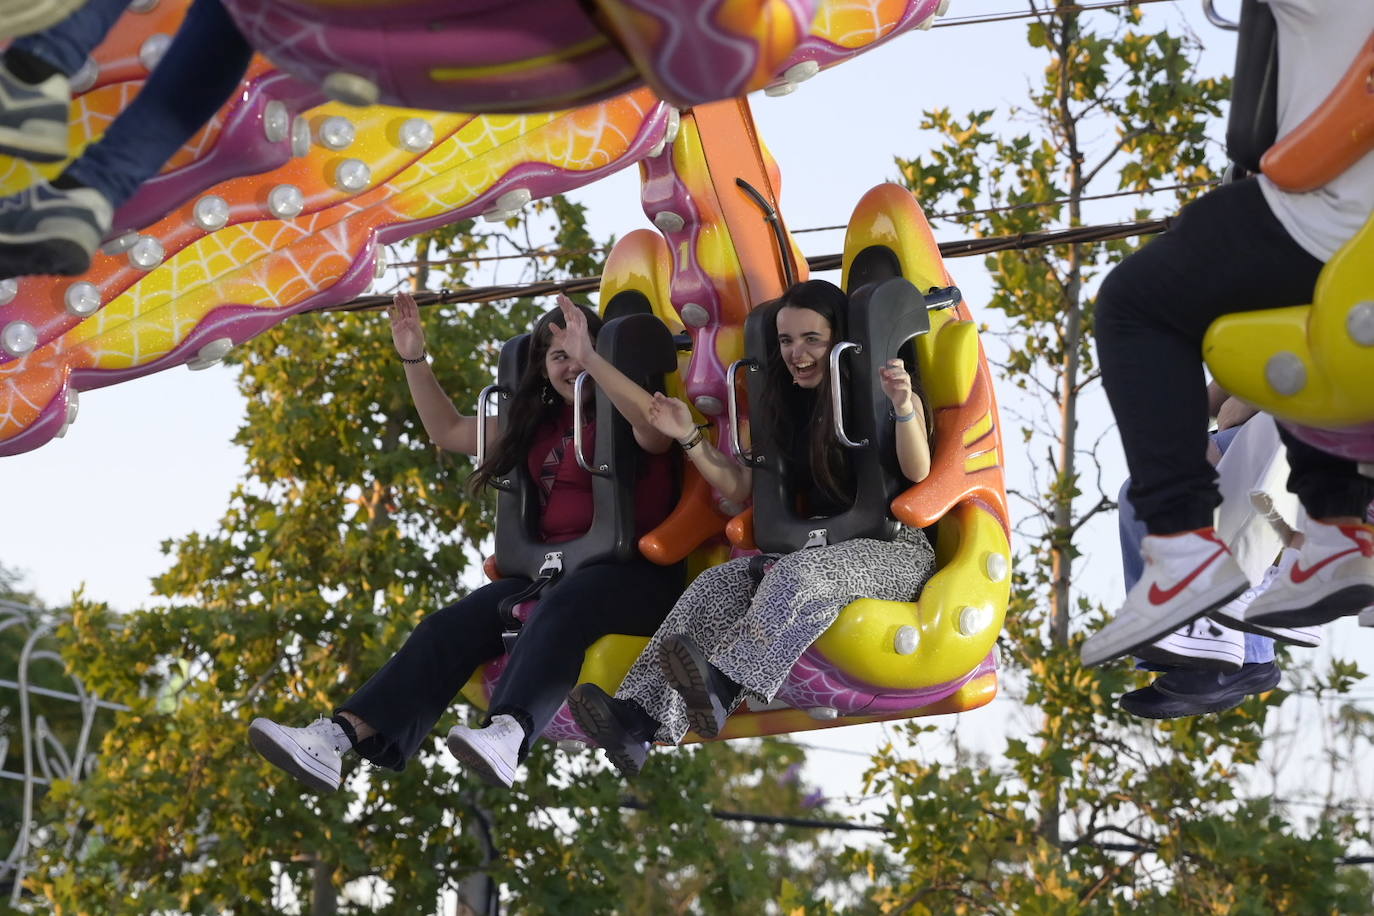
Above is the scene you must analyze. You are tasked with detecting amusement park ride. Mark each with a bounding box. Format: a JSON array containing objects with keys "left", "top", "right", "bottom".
[{"left": 0, "top": 0, "right": 1369, "bottom": 750}]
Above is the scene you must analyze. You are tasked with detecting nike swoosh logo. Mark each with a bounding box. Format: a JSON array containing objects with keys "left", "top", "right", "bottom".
[
  {"left": 1148, "top": 546, "right": 1227, "bottom": 605},
  {"left": 1291, "top": 547, "right": 1364, "bottom": 583}
]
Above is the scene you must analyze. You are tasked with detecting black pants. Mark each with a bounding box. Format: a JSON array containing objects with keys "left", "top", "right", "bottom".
[
  {"left": 341, "top": 558, "right": 684, "bottom": 770},
  {"left": 1096, "top": 177, "right": 1374, "bottom": 535}
]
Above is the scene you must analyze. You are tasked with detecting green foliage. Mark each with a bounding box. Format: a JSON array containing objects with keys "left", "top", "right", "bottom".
[
  {"left": 24, "top": 200, "right": 834, "bottom": 912},
  {"left": 854, "top": 6, "right": 1374, "bottom": 913}
]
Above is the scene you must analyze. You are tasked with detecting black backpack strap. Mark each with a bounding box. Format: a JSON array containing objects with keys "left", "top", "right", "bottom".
[{"left": 496, "top": 551, "right": 564, "bottom": 653}]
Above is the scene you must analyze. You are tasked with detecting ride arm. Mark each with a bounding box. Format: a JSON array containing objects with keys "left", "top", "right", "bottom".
[
  {"left": 390, "top": 292, "right": 492, "bottom": 456},
  {"left": 648, "top": 393, "right": 752, "bottom": 503},
  {"left": 881, "top": 358, "right": 932, "bottom": 484},
  {"left": 551, "top": 295, "right": 673, "bottom": 454}
]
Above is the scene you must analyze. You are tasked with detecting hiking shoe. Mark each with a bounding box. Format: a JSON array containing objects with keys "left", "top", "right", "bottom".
[
  {"left": 248, "top": 717, "right": 349, "bottom": 793},
  {"left": 568, "top": 683, "right": 654, "bottom": 780},
  {"left": 0, "top": 57, "right": 69, "bottom": 163},
  {"left": 1210, "top": 555, "right": 1322, "bottom": 647},
  {"left": 1245, "top": 521, "right": 1374, "bottom": 628},
  {"left": 446, "top": 713, "right": 523, "bottom": 788},
  {"left": 0, "top": 180, "right": 112, "bottom": 279},
  {"left": 660, "top": 634, "right": 740, "bottom": 739},
  {"left": 1134, "top": 617, "right": 1245, "bottom": 673},
  {"left": 1081, "top": 528, "right": 1249, "bottom": 667},
  {"left": 1120, "top": 661, "right": 1281, "bottom": 719}
]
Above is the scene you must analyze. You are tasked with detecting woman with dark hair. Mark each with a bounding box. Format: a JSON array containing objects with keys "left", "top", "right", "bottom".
[
  {"left": 568, "top": 278, "right": 937, "bottom": 777},
  {"left": 248, "top": 292, "right": 683, "bottom": 792}
]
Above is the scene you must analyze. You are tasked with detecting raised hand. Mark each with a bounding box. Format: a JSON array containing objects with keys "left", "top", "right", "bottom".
[
  {"left": 646, "top": 392, "right": 697, "bottom": 441},
  {"left": 388, "top": 291, "right": 427, "bottom": 361},
  {"left": 547, "top": 294, "right": 595, "bottom": 365},
  {"left": 879, "top": 358, "right": 915, "bottom": 414}
]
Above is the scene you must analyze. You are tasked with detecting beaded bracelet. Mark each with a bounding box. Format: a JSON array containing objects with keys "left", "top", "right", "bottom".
[{"left": 400, "top": 350, "right": 428, "bottom": 364}]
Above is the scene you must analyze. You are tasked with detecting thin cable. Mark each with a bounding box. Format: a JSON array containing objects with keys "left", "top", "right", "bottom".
[
  {"left": 790, "top": 180, "right": 1218, "bottom": 234},
  {"left": 381, "top": 180, "right": 1211, "bottom": 272},
  {"left": 933, "top": 0, "right": 1176, "bottom": 29},
  {"left": 322, "top": 215, "right": 1173, "bottom": 313}
]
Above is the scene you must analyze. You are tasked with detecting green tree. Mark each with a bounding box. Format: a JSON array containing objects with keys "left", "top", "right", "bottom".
[
  {"left": 27, "top": 199, "right": 841, "bottom": 913},
  {"left": 850, "top": 5, "right": 1373, "bottom": 912}
]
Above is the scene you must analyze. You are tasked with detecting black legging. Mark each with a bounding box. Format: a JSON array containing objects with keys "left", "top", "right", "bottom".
[
  {"left": 341, "top": 558, "right": 684, "bottom": 770},
  {"left": 1095, "top": 177, "right": 1374, "bottom": 535}
]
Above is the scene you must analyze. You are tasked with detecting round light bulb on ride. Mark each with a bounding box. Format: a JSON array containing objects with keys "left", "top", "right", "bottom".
[
  {"left": 193, "top": 195, "right": 230, "bottom": 231},
  {"left": 317, "top": 115, "right": 355, "bottom": 151},
  {"left": 985, "top": 551, "right": 1008, "bottom": 583},
  {"left": 268, "top": 184, "right": 305, "bottom": 219},
  {"left": 958, "top": 605, "right": 989, "bottom": 637},
  {"left": 1346, "top": 301, "right": 1374, "bottom": 346},
  {"left": 129, "top": 0, "right": 158, "bottom": 11},
  {"left": 139, "top": 33, "right": 171, "bottom": 71},
  {"left": 64, "top": 282, "right": 101, "bottom": 316},
  {"left": 70, "top": 56, "right": 99, "bottom": 93},
  {"left": 0, "top": 278, "right": 17, "bottom": 306},
  {"left": 398, "top": 118, "right": 435, "bottom": 152},
  {"left": 2, "top": 320, "right": 37, "bottom": 357},
  {"left": 894, "top": 625, "right": 920, "bottom": 655},
  {"left": 290, "top": 116, "right": 311, "bottom": 157},
  {"left": 263, "top": 101, "right": 289, "bottom": 143},
  {"left": 128, "top": 235, "right": 164, "bottom": 270},
  {"left": 333, "top": 158, "right": 371, "bottom": 192}
]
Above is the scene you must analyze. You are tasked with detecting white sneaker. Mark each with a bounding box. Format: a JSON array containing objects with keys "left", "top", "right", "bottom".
[
  {"left": 248, "top": 717, "right": 348, "bottom": 793},
  {"left": 1135, "top": 617, "right": 1245, "bottom": 672},
  {"left": 1245, "top": 521, "right": 1374, "bottom": 628},
  {"left": 1209, "top": 556, "right": 1323, "bottom": 647},
  {"left": 1082, "top": 528, "right": 1249, "bottom": 667},
  {"left": 446, "top": 714, "right": 524, "bottom": 788}
]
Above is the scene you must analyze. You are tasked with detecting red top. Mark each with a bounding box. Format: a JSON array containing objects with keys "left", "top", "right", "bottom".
[{"left": 525, "top": 406, "right": 676, "bottom": 546}]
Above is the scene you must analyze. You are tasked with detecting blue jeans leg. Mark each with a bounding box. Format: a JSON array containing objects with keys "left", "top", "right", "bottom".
[
  {"left": 12, "top": 0, "right": 132, "bottom": 76},
  {"left": 63, "top": 0, "right": 251, "bottom": 209}
]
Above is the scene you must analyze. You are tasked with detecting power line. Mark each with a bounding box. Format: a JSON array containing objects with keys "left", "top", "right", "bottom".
[
  {"left": 790, "top": 180, "right": 1218, "bottom": 234},
  {"left": 383, "top": 181, "right": 1212, "bottom": 270},
  {"left": 324, "top": 215, "right": 1173, "bottom": 313},
  {"left": 933, "top": 0, "right": 1177, "bottom": 29}
]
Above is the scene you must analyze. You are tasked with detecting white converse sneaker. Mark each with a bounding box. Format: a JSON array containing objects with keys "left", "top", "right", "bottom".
[
  {"left": 248, "top": 717, "right": 349, "bottom": 793},
  {"left": 446, "top": 714, "right": 524, "bottom": 788},
  {"left": 1245, "top": 521, "right": 1374, "bottom": 628},
  {"left": 1082, "top": 528, "right": 1249, "bottom": 667},
  {"left": 1135, "top": 617, "right": 1245, "bottom": 672},
  {"left": 1210, "top": 553, "right": 1322, "bottom": 647}
]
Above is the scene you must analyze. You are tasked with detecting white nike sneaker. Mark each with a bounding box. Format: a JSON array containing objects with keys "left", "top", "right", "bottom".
[
  {"left": 1209, "top": 556, "right": 1323, "bottom": 648},
  {"left": 446, "top": 714, "right": 524, "bottom": 788},
  {"left": 1082, "top": 528, "right": 1249, "bottom": 668},
  {"left": 1135, "top": 617, "right": 1245, "bottom": 672},
  {"left": 248, "top": 717, "right": 349, "bottom": 793},
  {"left": 1245, "top": 521, "right": 1374, "bottom": 628}
]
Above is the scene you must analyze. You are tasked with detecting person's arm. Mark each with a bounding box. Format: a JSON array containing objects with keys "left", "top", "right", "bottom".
[
  {"left": 880, "top": 358, "right": 932, "bottom": 484},
  {"left": 389, "top": 292, "right": 493, "bottom": 456},
  {"left": 646, "top": 393, "right": 752, "bottom": 503},
  {"left": 549, "top": 294, "right": 674, "bottom": 454}
]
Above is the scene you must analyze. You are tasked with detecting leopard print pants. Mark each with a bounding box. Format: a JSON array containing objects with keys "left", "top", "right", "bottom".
[{"left": 614, "top": 526, "right": 936, "bottom": 744}]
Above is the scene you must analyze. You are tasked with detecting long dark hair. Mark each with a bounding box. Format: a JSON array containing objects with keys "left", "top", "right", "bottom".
[
  {"left": 756, "top": 279, "right": 853, "bottom": 505},
  {"left": 468, "top": 303, "right": 603, "bottom": 493}
]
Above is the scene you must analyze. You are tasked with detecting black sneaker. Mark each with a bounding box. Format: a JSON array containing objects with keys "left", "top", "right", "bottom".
[
  {"left": 567, "top": 684, "right": 654, "bottom": 780},
  {"left": 1120, "top": 661, "right": 1282, "bottom": 721},
  {"left": 0, "top": 57, "right": 70, "bottom": 162},
  {"left": 0, "top": 180, "right": 112, "bottom": 279},
  {"left": 659, "top": 634, "right": 740, "bottom": 739}
]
